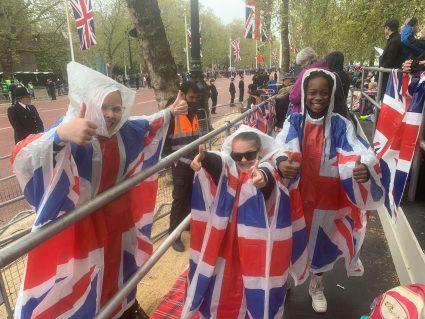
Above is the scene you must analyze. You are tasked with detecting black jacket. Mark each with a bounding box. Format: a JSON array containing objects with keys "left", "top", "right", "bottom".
[
  {"left": 379, "top": 32, "right": 403, "bottom": 68},
  {"left": 229, "top": 82, "right": 236, "bottom": 94},
  {"left": 7, "top": 103, "right": 44, "bottom": 143},
  {"left": 210, "top": 84, "right": 218, "bottom": 97}
]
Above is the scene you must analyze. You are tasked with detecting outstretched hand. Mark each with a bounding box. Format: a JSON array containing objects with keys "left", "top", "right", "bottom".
[
  {"left": 278, "top": 154, "right": 299, "bottom": 179},
  {"left": 252, "top": 160, "right": 267, "bottom": 188},
  {"left": 169, "top": 90, "right": 188, "bottom": 115},
  {"left": 190, "top": 144, "right": 206, "bottom": 172},
  {"left": 353, "top": 156, "right": 369, "bottom": 183},
  {"left": 56, "top": 103, "right": 98, "bottom": 146}
]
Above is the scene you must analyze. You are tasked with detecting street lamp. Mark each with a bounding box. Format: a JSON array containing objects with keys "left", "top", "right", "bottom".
[{"left": 190, "top": 0, "right": 211, "bottom": 131}]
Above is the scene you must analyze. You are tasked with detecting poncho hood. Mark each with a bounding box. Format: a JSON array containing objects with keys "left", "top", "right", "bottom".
[{"left": 65, "top": 61, "right": 136, "bottom": 137}]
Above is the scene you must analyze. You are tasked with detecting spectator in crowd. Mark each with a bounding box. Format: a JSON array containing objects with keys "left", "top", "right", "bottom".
[
  {"left": 229, "top": 77, "right": 236, "bottom": 106},
  {"left": 289, "top": 47, "right": 328, "bottom": 113},
  {"left": 276, "top": 69, "right": 384, "bottom": 314},
  {"left": 238, "top": 75, "right": 245, "bottom": 103},
  {"left": 401, "top": 17, "right": 425, "bottom": 60},
  {"left": 325, "top": 51, "right": 351, "bottom": 115},
  {"left": 11, "top": 62, "right": 187, "bottom": 319},
  {"left": 379, "top": 18, "right": 403, "bottom": 100},
  {"left": 209, "top": 78, "right": 218, "bottom": 114},
  {"left": 7, "top": 87, "right": 44, "bottom": 144},
  {"left": 164, "top": 81, "right": 201, "bottom": 252},
  {"left": 281, "top": 73, "right": 294, "bottom": 87}
]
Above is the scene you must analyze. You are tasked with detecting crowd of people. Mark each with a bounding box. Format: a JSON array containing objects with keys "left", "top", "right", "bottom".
[{"left": 4, "top": 15, "right": 425, "bottom": 319}]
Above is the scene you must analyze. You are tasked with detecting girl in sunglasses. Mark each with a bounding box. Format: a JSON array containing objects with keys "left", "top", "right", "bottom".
[
  {"left": 181, "top": 125, "right": 308, "bottom": 319},
  {"left": 276, "top": 69, "right": 384, "bottom": 314}
]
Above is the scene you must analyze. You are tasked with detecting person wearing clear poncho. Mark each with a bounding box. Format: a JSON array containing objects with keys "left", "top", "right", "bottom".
[{"left": 12, "top": 62, "right": 187, "bottom": 319}]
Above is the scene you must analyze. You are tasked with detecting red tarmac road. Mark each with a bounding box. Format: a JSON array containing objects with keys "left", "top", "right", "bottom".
[{"left": 0, "top": 76, "right": 250, "bottom": 178}]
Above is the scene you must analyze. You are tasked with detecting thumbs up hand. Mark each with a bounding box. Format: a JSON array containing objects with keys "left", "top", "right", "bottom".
[
  {"left": 277, "top": 154, "right": 299, "bottom": 179},
  {"left": 169, "top": 90, "right": 188, "bottom": 115},
  {"left": 190, "top": 144, "right": 206, "bottom": 172},
  {"left": 56, "top": 103, "right": 98, "bottom": 145},
  {"left": 353, "top": 156, "right": 369, "bottom": 183},
  {"left": 252, "top": 160, "right": 267, "bottom": 188}
]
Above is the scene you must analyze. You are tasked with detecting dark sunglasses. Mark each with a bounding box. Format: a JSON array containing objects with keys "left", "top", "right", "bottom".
[{"left": 230, "top": 150, "right": 258, "bottom": 162}]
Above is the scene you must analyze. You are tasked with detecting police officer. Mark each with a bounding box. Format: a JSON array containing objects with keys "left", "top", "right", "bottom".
[{"left": 7, "top": 87, "right": 44, "bottom": 144}]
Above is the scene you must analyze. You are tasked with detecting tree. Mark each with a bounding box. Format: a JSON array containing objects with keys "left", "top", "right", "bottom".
[
  {"left": 0, "top": 0, "right": 63, "bottom": 77},
  {"left": 280, "top": 0, "right": 290, "bottom": 71},
  {"left": 125, "top": 0, "right": 179, "bottom": 109}
]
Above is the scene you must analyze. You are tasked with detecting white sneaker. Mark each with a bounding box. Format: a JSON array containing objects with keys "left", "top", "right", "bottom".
[{"left": 308, "top": 274, "right": 327, "bottom": 313}]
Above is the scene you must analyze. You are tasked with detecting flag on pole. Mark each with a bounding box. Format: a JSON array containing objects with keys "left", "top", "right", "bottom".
[
  {"left": 187, "top": 28, "right": 203, "bottom": 57},
  {"left": 245, "top": 0, "right": 260, "bottom": 40},
  {"left": 257, "top": 46, "right": 264, "bottom": 65},
  {"left": 373, "top": 70, "right": 425, "bottom": 222},
  {"left": 69, "top": 0, "right": 97, "bottom": 50},
  {"left": 231, "top": 39, "right": 241, "bottom": 63}
]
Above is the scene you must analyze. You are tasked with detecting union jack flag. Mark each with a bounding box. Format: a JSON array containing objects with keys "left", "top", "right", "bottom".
[
  {"left": 12, "top": 110, "right": 170, "bottom": 318},
  {"left": 245, "top": 1, "right": 259, "bottom": 39},
  {"left": 70, "top": 0, "right": 97, "bottom": 50},
  {"left": 231, "top": 39, "right": 241, "bottom": 63},
  {"left": 373, "top": 70, "right": 425, "bottom": 222},
  {"left": 181, "top": 153, "right": 308, "bottom": 318},
  {"left": 187, "top": 28, "right": 203, "bottom": 57},
  {"left": 245, "top": 99, "right": 276, "bottom": 134}
]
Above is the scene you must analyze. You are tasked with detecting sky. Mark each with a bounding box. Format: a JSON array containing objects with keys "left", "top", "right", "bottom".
[{"left": 199, "top": 0, "right": 245, "bottom": 24}]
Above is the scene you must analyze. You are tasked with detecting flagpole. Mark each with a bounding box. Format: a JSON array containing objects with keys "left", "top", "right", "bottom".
[
  {"left": 229, "top": 38, "right": 232, "bottom": 71},
  {"left": 184, "top": 14, "right": 190, "bottom": 73},
  {"left": 64, "top": 0, "right": 75, "bottom": 61}
]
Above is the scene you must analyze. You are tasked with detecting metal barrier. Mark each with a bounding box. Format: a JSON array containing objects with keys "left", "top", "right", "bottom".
[{"left": 0, "top": 103, "right": 261, "bottom": 318}]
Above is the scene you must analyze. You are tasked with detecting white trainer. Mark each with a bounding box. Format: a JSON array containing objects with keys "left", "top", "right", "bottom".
[{"left": 308, "top": 274, "right": 327, "bottom": 313}]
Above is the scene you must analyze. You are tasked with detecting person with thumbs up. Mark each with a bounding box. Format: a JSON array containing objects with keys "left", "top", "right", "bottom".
[
  {"left": 182, "top": 126, "right": 309, "bottom": 318},
  {"left": 163, "top": 81, "right": 202, "bottom": 252},
  {"left": 11, "top": 62, "right": 187, "bottom": 319},
  {"left": 276, "top": 69, "right": 384, "bottom": 314}
]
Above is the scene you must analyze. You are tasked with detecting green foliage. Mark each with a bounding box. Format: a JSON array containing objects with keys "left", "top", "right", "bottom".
[{"left": 288, "top": 0, "right": 425, "bottom": 64}]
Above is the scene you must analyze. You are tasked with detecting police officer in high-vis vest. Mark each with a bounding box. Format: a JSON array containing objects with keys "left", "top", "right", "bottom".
[{"left": 164, "top": 81, "right": 201, "bottom": 252}]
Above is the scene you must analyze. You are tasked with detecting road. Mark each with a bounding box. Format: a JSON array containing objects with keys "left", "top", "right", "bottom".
[{"left": 0, "top": 76, "right": 249, "bottom": 178}]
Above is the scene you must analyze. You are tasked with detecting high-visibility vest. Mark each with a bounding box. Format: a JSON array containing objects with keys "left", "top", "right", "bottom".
[{"left": 170, "top": 114, "right": 201, "bottom": 165}]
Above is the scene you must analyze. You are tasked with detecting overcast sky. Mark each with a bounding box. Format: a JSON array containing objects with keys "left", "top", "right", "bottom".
[{"left": 199, "top": 0, "right": 245, "bottom": 24}]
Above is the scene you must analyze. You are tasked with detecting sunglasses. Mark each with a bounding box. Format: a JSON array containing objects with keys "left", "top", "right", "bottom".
[{"left": 230, "top": 150, "right": 258, "bottom": 162}]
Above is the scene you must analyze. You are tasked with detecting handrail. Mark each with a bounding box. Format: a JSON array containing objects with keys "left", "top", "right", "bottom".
[
  {"left": 0, "top": 104, "right": 261, "bottom": 269},
  {"left": 0, "top": 155, "right": 11, "bottom": 161}
]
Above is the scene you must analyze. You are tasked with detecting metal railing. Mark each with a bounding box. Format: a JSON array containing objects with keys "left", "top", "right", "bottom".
[{"left": 0, "top": 103, "right": 261, "bottom": 318}]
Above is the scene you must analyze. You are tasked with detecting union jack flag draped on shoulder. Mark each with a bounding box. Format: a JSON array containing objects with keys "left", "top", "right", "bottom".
[
  {"left": 70, "top": 0, "right": 97, "bottom": 50},
  {"left": 181, "top": 126, "right": 308, "bottom": 319},
  {"left": 373, "top": 70, "right": 425, "bottom": 222}
]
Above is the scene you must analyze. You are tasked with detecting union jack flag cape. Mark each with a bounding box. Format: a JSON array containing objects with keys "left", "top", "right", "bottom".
[
  {"left": 70, "top": 0, "right": 97, "bottom": 50},
  {"left": 373, "top": 70, "right": 425, "bottom": 222},
  {"left": 276, "top": 69, "right": 384, "bottom": 276},
  {"left": 12, "top": 62, "right": 171, "bottom": 318},
  {"left": 181, "top": 126, "right": 308, "bottom": 319}
]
